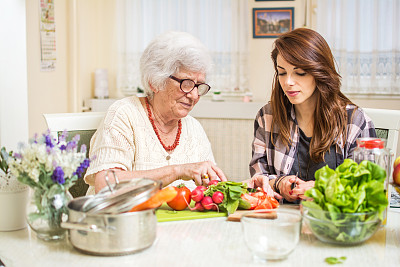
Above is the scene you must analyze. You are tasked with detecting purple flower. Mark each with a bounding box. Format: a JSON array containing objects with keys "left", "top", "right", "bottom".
[
  {"left": 73, "top": 158, "right": 90, "bottom": 178},
  {"left": 51, "top": 166, "right": 65, "bottom": 184},
  {"left": 58, "top": 130, "right": 67, "bottom": 143},
  {"left": 44, "top": 134, "right": 54, "bottom": 148},
  {"left": 80, "top": 144, "right": 87, "bottom": 154}
]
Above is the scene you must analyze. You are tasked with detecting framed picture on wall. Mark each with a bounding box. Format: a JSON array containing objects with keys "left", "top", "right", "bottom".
[{"left": 253, "top": 7, "right": 294, "bottom": 38}]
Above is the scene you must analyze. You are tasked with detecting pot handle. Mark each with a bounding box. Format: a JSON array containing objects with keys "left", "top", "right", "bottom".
[{"left": 61, "top": 221, "right": 111, "bottom": 233}]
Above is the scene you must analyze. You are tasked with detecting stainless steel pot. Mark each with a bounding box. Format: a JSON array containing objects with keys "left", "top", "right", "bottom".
[{"left": 62, "top": 196, "right": 157, "bottom": 256}]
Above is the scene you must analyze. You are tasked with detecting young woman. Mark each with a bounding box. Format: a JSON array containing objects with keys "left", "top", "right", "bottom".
[{"left": 249, "top": 28, "right": 376, "bottom": 202}]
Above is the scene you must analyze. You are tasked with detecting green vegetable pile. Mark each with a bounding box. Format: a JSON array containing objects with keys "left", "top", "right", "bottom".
[
  {"left": 204, "top": 181, "right": 247, "bottom": 214},
  {"left": 302, "top": 159, "right": 388, "bottom": 243}
]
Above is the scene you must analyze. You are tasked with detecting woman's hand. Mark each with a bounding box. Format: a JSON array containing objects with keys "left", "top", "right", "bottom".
[
  {"left": 176, "top": 161, "right": 227, "bottom": 186},
  {"left": 244, "top": 175, "right": 282, "bottom": 199},
  {"left": 277, "top": 175, "right": 299, "bottom": 202},
  {"left": 292, "top": 180, "right": 315, "bottom": 200},
  {"left": 278, "top": 176, "right": 314, "bottom": 201}
]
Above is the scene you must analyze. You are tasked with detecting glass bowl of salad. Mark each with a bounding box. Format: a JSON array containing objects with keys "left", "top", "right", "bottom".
[{"left": 301, "top": 203, "right": 381, "bottom": 245}]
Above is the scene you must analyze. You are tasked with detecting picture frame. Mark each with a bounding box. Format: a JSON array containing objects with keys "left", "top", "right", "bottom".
[{"left": 253, "top": 7, "right": 294, "bottom": 38}]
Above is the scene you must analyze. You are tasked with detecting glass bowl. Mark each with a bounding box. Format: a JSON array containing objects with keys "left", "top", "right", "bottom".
[
  {"left": 241, "top": 208, "right": 302, "bottom": 261},
  {"left": 301, "top": 203, "right": 381, "bottom": 245}
]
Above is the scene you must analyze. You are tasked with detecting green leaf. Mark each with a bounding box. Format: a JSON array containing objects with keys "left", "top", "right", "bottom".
[{"left": 325, "top": 256, "right": 346, "bottom": 264}]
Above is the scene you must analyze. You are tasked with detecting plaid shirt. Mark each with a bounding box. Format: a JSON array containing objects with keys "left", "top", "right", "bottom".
[{"left": 249, "top": 103, "right": 376, "bottom": 180}]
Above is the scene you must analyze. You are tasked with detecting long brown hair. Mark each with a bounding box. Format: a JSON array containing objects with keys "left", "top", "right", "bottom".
[{"left": 270, "top": 28, "right": 354, "bottom": 162}]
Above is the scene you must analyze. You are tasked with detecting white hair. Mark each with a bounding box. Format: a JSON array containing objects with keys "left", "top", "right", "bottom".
[{"left": 140, "top": 31, "right": 213, "bottom": 98}]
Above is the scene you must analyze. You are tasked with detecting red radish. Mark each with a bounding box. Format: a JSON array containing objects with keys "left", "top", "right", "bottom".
[
  {"left": 212, "top": 191, "right": 224, "bottom": 204},
  {"left": 191, "top": 187, "right": 205, "bottom": 202},
  {"left": 196, "top": 186, "right": 207, "bottom": 191},
  {"left": 201, "top": 196, "right": 214, "bottom": 210},
  {"left": 194, "top": 202, "right": 205, "bottom": 211},
  {"left": 208, "top": 180, "right": 219, "bottom": 186}
]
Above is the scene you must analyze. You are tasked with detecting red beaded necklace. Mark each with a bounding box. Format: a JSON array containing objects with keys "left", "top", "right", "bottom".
[{"left": 145, "top": 97, "right": 182, "bottom": 152}]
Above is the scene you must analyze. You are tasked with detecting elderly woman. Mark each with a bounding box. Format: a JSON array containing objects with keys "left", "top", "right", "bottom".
[{"left": 84, "top": 31, "right": 229, "bottom": 194}]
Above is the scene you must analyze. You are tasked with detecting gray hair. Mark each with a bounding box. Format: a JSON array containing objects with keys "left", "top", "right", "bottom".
[{"left": 140, "top": 31, "right": 213, "bottom": 98}]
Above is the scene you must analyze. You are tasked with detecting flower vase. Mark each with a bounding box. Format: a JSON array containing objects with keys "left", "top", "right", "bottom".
[
  {"left": 26, "top": 188, "right": 72, "bottom": 241},
  {"left": 0, "top": 172, "right": 29, "bottom": 231}
]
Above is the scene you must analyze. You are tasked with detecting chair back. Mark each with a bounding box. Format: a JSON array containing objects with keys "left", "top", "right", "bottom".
[
  {"left": 43, "top": 112, "right": 105, "bottom": 197},
  {"left": 363, "top": 108, "right": 400, "bottom": 158}
]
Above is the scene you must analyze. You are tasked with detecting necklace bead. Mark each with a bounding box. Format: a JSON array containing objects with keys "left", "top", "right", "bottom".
[{"left": 145, "top": 97, "right": 182, "bottom": 152}]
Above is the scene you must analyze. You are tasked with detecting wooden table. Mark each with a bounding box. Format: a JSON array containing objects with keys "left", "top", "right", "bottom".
[{"left": 0, "top": 209, "right": 399, "bottom": 267}]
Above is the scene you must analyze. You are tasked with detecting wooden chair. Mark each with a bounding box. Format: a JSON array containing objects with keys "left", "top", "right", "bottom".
[{"left": 43, "top": 112, "right": 105, "bottom": 197}]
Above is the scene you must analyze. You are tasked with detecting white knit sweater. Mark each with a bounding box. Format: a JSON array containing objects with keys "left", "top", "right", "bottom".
[{"left": 84, "top": 96, "right": 215, "bottom": 194}]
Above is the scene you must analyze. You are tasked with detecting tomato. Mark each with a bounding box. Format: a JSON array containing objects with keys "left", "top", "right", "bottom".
[
  {"left": 255, "top": 199, "right": 273, "bottom": 210},
  {"left": 167, "top": 184, "right": 191, "bottom": 211},
  {"left": 241, "top": 194, "right": 260, "bottom": 210},
  {"left": 246, "top": 187, "right": 279, "bottom": 210},
  {"left": 249, "top": 191, "right": 267, "bottom": 201},
  {"left": 268, "top": 196, "right": 279, "bottom": 209}
]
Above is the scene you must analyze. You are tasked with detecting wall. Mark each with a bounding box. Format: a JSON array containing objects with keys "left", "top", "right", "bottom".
[
  {"left": 25, "top": 0, "right": 399, "bottom": 137},
  {"left": 248, "top": 0, "right": 307, "bottom": 103},
  {"left": 0, "top": 0, "right": 29, "bottom": 150},
  {"left": 26, "top": 0, "right": 118, "bottom": 137},
  {"left": 26, "top": 0, "right": 69, "bottom": 136}
]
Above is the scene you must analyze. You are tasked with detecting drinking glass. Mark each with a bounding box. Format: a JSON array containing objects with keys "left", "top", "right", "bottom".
[{"left": 241, "top": 208, "right": 301, "bottom": 261}]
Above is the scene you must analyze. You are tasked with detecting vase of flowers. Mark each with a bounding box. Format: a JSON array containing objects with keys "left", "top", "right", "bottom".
[
  {"left": 0, "top": 147, "right": 29, "bottom": 231},
  {"left": 9, "top": 131, "right": 90, "bottom": 241}
]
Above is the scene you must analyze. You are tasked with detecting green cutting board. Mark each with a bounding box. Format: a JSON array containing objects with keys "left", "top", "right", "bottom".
[{"left": 156, "top": 203, "right": 227, "bottom": 222}]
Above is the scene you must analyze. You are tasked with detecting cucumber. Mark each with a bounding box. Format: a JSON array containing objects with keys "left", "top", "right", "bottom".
[{"left": 238, "top": 198, "right": 251, "bottom": 210}]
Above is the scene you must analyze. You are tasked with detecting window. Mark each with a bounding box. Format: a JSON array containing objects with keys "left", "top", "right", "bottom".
[
  {"left": 116, "top": 0, "right": 249, "bottom": 96},
  {"left": 316, "top": 0, "right": 400, "bottom": 95}
]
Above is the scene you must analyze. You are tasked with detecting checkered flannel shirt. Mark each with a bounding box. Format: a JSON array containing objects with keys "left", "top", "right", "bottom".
[{"left": 249, "top": 103, "right": 376, "bottom": 180}]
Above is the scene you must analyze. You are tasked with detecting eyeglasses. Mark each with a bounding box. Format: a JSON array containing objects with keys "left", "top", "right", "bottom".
[{"left": 169, "top": 75, "right": 211, "bottom": 96}]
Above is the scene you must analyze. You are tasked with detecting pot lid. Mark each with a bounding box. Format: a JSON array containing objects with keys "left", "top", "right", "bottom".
[{"left": 81, "top": 172, "right": 161, "bottom": 214}]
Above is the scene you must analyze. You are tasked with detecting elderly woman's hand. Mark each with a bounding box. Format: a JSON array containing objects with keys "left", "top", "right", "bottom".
[
  {"left": 243, "top": 175, "right": 282, "bottom": 199},
  {"left": 177, "top": 161, "right": 227, "bottom": 186}
]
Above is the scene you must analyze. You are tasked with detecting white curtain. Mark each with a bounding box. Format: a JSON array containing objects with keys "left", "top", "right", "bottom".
[
  {"left": 317, "top": 0, "right": 400, "bottom": 95},
  {"left": 116, "top": 0, "right": 249, "bottom": 96}
]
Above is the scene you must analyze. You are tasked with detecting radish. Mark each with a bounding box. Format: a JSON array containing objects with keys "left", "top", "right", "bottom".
[
  {"left": 212, "top": 191, "right": 224, "bottom": 204},
  {"left": 201, "top": 196, "right": 214, "bottom": 210},
  {"left": 193, "top": 202, "right": 205, "bottom": 211},
  {"left": 208, "top": 180, "right": 219, "bottom": 186},
  {"left": 196, "top": 185, "right": 207, "bottom": 191},
  {"left": 191, "top": 187, "right": 205, "bottom": 202}
]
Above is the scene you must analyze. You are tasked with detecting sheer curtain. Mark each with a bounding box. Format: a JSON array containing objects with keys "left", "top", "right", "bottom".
[
  {"left": 316, "top": 0, "right": 400, "bottom": 95},
  {"left": 116, "top": 0, "right": 248, "bottom": 96}
]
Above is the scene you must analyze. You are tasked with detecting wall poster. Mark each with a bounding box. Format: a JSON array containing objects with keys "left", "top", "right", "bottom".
[{"left": 39, "top": 0, "right": 56, "bottom": 71}]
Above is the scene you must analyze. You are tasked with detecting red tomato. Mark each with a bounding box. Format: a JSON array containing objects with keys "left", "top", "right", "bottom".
[
  {"left": 255, "top": 199, "right": 273, "bottom": 210},
  {"left": 247, "top": 187, "right": 279, "bottom": 210},
  {"left": 268, "top": 196, "right": 279, "bottom": 209},
  {"left": 167, "top": 185, "right": 191, "bottom": 211},
  {"left": 241, "top": 194, "right": 260, "bottom": 210}
]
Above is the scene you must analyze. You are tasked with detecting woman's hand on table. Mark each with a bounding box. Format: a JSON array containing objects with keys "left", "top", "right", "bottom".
[{"left": 177, "top": 161, "right": 227, "bottom": 186}]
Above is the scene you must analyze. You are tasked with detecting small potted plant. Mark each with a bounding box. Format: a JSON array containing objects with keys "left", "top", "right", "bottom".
[{"left": 0, "top": 147, "right": 29, "bottom": 231}]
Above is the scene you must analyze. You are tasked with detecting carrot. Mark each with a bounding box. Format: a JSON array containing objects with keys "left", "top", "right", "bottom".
[{"left": 129, "top": 186, "right": 178, "bottom": 212}]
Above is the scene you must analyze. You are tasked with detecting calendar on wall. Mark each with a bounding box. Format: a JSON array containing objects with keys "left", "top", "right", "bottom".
[{"left": 39, "top": 0, "right": 56, "bottom": 71}]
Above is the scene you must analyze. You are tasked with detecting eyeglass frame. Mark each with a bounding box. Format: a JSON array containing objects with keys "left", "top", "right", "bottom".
[{"left": 168, "top": 75, "right": 211, "bottom": 96}]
